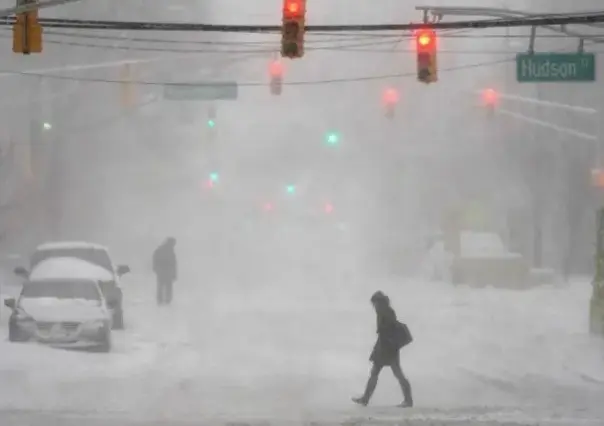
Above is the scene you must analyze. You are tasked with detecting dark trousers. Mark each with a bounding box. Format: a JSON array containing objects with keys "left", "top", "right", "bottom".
[
  {"left": 156, "top": 278, "right": 173, "bottom": 305},
  {"left": 361, "top": 357, "right": 413, "bottom": 404}
]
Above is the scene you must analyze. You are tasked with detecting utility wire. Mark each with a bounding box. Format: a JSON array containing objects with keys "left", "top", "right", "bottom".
[
  {"left": 2, "top": 28, "right": 593, "bottom": 55},
  {"left": 4, "top": 27, "right": 525, "bottom": 56},
  {"left": 2, "top": 28, "right": 404, "bottom": 45},
  {"left": 31, "top": 29, "right": 604, "bottom": 44},
  {"left": 3, "top": 13, "right": 604, "bottom": 32},
  {"left": 0, "top": 50, "right": 264, "bottom": 111},
  {"left": 0, "top": 54, "right": 521, "bottom": 87}
]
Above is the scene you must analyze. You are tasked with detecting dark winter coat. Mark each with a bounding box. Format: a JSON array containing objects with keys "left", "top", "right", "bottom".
[
  {"left": 369, "top": 304, "right": 400, "bottom": 366},
  {"left": 153, "top": 243, "right": 177, "bottom": 282}
]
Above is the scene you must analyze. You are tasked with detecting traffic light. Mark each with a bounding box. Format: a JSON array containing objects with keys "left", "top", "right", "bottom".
[
  {"left": 415, "top": 28, "right": 437, "bottom": 84},
  {"left": 204, "top": 172, "right": 219, "bottom": 189},
  {"left": 382, "top": 88, "right": 399, "bottom": 119},
  {"left": 481, "top": 88, "right": 499, "bottom": 118},
  {"left": 281, "top": 0, "right": 306, "bottom": 59},
  {"left": 286, "top": 184, "right": 296, "bottom": 194},
  {"left": 207, "top": 105, "right": 216, "bottom": 128},
  {"left": 269, "top": 60, "right": 284, "bottom": 95},
  {"left": 325, "top": 131, "right": 340, "bottom": 146},
  {"left": 592, "top": 169, "right": 604, "bottom": 188},
  {"left": 13, "top": 0, "right": 42, "bottom": 54},
  {"left": 324, "top": 203, "right": 334, "bottom": 214},
  {"left": 263, "top": 202, "right": 274, "bottom": 212},
  {"left": 482, "top": 88, "right": 499, "bottom": 109}
]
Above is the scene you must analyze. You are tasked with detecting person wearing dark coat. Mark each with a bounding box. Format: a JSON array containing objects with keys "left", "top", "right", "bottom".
[
  {"left": 153, "top": 237, "right": 177, "bottom": 305},
  {"left": 352, "top": 291, "right": 413, "bottom": 407}
]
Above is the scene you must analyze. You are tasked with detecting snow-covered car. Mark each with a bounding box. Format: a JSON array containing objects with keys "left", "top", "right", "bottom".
[
  {"left": 14, "top": 242, "right": 130, "bottom": 329},
  {"left": 3, "top": 277, "right": 112, "bottom": 352}
]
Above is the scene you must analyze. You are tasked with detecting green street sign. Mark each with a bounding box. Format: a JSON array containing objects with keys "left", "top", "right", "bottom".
[
  {"left": 163, "top": 81, "right": 238, "bottom": 100},
  {"left": 516, "top": 53, "right": 596, "bottom": 83}
]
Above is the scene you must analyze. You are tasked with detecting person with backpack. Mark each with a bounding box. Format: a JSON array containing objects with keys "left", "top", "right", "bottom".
[
  {"left": 352, "top": 291, "right": 413, "bottom": 407},
  {"left": 152, "top": 237, "right": 177, "bottom": 305}
]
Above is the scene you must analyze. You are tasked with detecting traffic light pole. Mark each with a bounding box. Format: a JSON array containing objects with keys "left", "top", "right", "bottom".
[
  {"left": 431, "top": 4, "right": 601, "bottom": 274},
  {"left": 415, "top": 5, "right": 604, "bottom": 45}
]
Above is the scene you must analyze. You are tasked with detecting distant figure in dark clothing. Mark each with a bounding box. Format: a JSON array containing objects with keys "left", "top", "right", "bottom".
[
  {"left": 353, "top": 291, "right": 413, "bottom": 407},
  {"left": 153, "top": 237, "right": 177, "bottom": 305}
]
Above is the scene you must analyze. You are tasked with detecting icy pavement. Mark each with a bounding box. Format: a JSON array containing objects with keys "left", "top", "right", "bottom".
[{"left": 0, "top": 276, "right": 603, "bottom": 425}]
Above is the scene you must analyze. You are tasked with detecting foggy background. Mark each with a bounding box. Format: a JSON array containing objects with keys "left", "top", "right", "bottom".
[{"left": 0, "top": 0, "right": 603, "bottom": 424}]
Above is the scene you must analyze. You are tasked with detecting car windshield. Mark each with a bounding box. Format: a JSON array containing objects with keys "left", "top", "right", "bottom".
[
  {"left": 30, "top": 247, "right": 113, "bottom": 272},
  {"left": 21, "top": 280, "right": 101, "bottom": 301}
]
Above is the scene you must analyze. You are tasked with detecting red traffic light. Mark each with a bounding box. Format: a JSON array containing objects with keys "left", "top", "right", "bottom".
[
  {"left": 382, "top": 88, "right": 399, "bottom": 105},
  {"left": 269, "top": 60, "right": 284, "bottom": 78},
  {"left": 263, "top": 202, "right": 274, "bottom": 212},
  {"left": 324, "top": 203, "right": 334, "bottom": 214},
  {"left": 482, "top": 88, "right": 498, "bottom": 106},
  {"left": 284, "top": 0, "right": 305, "bottom": 17},
  {"left": 416, "top": 29, "right": 436, "bottom": 50}
]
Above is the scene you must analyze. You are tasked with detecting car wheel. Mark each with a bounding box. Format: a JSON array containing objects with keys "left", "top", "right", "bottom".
[
  {"left": 97, "top": 331, "right": 112, "bottom": 353},
  {"left": 112, "top": 308, "right": 124, "bottom": 330}
]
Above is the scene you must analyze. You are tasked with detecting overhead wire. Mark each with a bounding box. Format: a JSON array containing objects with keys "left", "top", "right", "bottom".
[
  {"left": 18, "top": 50, "right": 265, "bottom": 137},
  {"left": 0, "top": 54, "right": 524, "bottom": 87},
  {"left": 0, "top": 13, "right": 599, "bottom": 88},
  {"left": 0, "top": 49, "right": 266, "bottom": 111},
  {"left": 3, "top": 12, "right": 604, "bottom": 32}
]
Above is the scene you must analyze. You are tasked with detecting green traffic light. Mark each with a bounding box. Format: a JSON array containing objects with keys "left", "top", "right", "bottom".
[
  {"left": 286, "top": 185, "right": 296, "bottom": 194},
  {"left": 209, "top": 172, "right": 219, "bottom": 182},
  {"left": 207, "top": 120, "right": 216, "bottom": 128},
  {"left": 326, "top": 132, "right": 340, "bottom": 145}
]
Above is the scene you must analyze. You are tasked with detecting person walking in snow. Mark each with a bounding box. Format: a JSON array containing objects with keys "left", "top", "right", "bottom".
[
  {"left": 152, "top": 237, "right": 177, "bottom": 305},
  {"left": 352, "top": 291, "right": 413, "bottom": 407}
]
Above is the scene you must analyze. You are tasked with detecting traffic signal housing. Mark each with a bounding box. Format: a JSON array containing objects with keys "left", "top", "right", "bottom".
[
  {"left": 269, "top": 60, "right": 284, "bottom": 95},
  {"left": 207, "top": 105, "right": 217, "bottom": 128},
  {"left": 416, "top": 28, "right": 437, "bottom": 84},
  {"left": 281, "top": 0, "right": 306, "bottom": 59},
  {"left": 482, "top": 88, "right": 499, "bottom": 116},
  {"left": 13, "top": 0, "right": 42, "bottom": 54},
  {"left": 382, "top": 88, "right": 399, "bottom": 119}
]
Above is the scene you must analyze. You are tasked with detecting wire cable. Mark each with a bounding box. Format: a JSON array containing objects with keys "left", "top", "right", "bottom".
[
  {"left": 0, "top": 54, "right": 521, "bottom": 87},
  {"left": 3, "top": 13, "right": 604, "bottom": 32}
]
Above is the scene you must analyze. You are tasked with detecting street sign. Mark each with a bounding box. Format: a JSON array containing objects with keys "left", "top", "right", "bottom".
[
  {"left": 163, "top": 82, "right": 238, "bottom": 100},
  {"left": 516, "top": 53, "right": 596, "bottom": 83}
]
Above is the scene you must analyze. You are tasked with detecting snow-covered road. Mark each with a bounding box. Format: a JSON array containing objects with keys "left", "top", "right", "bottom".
[{"left": 1, "top": 277, "right": 603, "bottom": 425}]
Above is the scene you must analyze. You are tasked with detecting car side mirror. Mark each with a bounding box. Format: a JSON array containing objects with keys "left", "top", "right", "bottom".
[
  {"left": 13, "top": 266, "right": 28, "bottom": 278},
  {"left": 4, "top": 298, "right": 15, "bottom": 309},
  {"left": 117, "top": 265, "right": 130, "bottom": 276}
]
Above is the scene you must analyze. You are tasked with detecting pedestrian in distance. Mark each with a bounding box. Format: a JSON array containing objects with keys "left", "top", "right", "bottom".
[
  {"left": 152, "top": 237, "right": 177, "bottom": 305},
  {"left": 353, "top": 291, "right": 413, "bottom": 408}
]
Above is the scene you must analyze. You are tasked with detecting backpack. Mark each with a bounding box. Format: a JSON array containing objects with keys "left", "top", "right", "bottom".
[{"left": 394, "top": 321, "right": 413, "bottom": 349}]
